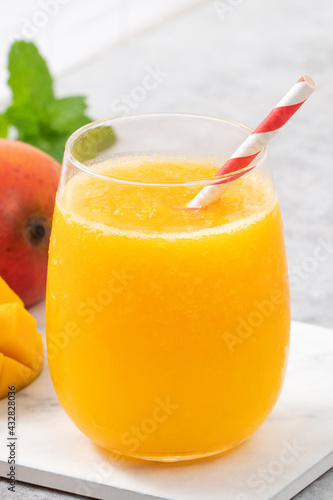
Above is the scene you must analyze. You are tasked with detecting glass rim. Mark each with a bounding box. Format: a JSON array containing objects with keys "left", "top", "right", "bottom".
[{"left": 65, "top": 112, "right": 268, "bottom": 187}]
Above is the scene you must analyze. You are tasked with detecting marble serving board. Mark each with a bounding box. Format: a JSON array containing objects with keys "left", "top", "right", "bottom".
[{"left": 0, "top": 303, "right": 332, "bottom": 500}]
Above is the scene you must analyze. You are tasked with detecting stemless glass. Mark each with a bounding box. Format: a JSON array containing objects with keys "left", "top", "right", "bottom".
[{"left": 46, "top": 113, "right": 290, "bottom": 462}]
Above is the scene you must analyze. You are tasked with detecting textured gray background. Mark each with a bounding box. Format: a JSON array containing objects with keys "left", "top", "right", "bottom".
[{"left": 0, "top": 0, "right": 332, "bottom": 498}]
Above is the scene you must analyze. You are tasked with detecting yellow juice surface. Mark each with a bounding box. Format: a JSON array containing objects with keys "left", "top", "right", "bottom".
[{"left": 46, "top": 158, "right": 290, "bottom": 460}]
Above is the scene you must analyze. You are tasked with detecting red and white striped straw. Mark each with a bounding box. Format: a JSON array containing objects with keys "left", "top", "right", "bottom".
[{"left": 187, "top": 75, "right": 317, "bottom": 209}]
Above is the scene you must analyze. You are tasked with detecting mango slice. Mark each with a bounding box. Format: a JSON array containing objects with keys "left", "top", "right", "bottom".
[
  {"left": 0, "top": 278, "right": 43, "bottom": 399},
  {"left": 0, "top": 277, "right": 23, "bottom": 306},
  {"left": 0, "top": 353, "right": 34, "bottom": 396},
  {"left": 0, "top": 303, "right": 39, "bottom": 368},
  {"left": 29, "top": 334, "right": 44, "bottom": 375}
]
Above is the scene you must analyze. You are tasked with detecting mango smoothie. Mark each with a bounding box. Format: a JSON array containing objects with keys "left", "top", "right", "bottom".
[{"left": 46, "top": 155, "right": 290, "bottom": 461}]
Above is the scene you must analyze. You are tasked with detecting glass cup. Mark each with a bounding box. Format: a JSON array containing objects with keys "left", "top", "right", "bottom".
[{"left": 46, "top": 113, "right": 290, "bottom": 462}]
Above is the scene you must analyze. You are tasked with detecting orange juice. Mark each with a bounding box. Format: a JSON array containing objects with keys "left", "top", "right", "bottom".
[{"left": 46, "top": 157, "right": 290, "bottom": 461}]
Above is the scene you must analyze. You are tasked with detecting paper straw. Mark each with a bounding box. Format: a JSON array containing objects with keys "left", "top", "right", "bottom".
[{"left": 187, "top": 75, "right": 317, "bottom": 209}]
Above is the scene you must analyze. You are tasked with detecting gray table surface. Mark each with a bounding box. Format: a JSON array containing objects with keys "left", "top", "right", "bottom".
[{"left": 1, "top": 0, "right": 332, "bottom": 498}]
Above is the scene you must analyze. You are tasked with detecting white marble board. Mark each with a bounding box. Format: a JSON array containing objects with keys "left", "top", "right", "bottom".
[{"left": 0, "top": 302, "right": 332, "bottom": 500}]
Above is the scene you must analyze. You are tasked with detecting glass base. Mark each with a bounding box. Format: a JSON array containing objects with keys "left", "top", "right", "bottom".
[{"left": 109, "top": 443, "right": 242, "bottom": 462}]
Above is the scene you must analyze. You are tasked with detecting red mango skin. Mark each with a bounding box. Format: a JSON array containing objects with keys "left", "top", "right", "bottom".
[{"left": 0, "top": 139, "right": 60, "bottom": 307}]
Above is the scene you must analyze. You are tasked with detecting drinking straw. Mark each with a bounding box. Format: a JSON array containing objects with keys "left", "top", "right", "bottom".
[{"left": 187, "top": 75, "right": 317, "bottom": 209}]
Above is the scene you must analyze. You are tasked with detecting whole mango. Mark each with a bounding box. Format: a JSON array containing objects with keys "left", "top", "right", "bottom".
[{"left": 0, "top": 139, "right": 60, "bottom": 306}]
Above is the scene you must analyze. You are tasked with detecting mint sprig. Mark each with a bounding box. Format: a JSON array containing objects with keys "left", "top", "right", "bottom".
[
  {"left": 0, "top": 114, "right": 8, "bottom": 137},
  {"left": 0, "top": 41, "right": 93, "bottom": 163}
]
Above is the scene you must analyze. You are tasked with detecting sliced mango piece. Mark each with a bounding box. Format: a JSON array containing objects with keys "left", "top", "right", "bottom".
[
  {"left": 29, "top": 333, "right": 44, "bottom": 375},
  {"left": 0, "top": 303, "right": 39, "bottom": 368},
  {"left": 0, "top": 282, "right": 44, "bottom": 399},
  {"left": 0, "top": 353, "right": 34, "bottom": 398},
  {"left": 0, "top": 276, "right": 23, "bottom": 306}
]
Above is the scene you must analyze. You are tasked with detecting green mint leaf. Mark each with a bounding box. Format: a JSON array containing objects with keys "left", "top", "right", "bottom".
[
  {"left": 71, "top": 126, "right": 117, "bottom": 163},
  {"left": 5, "top": 104, "right": 40, "bottom": 138},
  {"left": 27, "top": 133, "right": 68, "bottom": 164},
  {"left": 4, "top": 40, "right": 116, "bottom": 163},
  {"left": 0, "top": 114, "right": 8, "bottom": 137},
  {"left": 46, "top": 96, "right": 91, "bottom": 134},
  {"left": 8, "top": 41, "right": 54, "bottom": 111}
]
